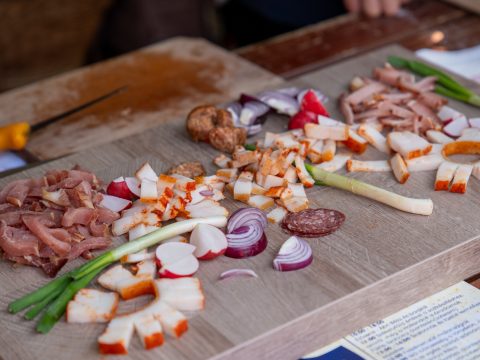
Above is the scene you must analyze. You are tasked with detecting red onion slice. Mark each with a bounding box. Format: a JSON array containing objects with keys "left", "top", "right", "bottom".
[
  {"left": 227, "top": 208, "right": 267, "bottom": 234},
  {"left": 225, "top": 232, "right": 267, "bottom": 258},
  {"left": 199, "top": 189, "right": 214, "bottom": 197},
  {"left": 273, "top": 236, "right": 313, "bottom": 272},
  {"left": 225, "top": 102, "right": 242, "bottom": 124},
  {"left": 239, "top": 101, "right": 270, "bottom": 126},
  {"left": 276, "top": 87, "right": 301, "bottom": 97},
  {"left": 219, "top": 269, "right": 258, "bottom": 280},
  {"left": 257, "top": 91, "right": 299, "bottom": 116}
]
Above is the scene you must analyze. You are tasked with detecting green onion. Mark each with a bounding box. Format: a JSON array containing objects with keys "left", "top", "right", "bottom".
[
  {"left": 244, "top": 143, "right": 257, "bottom": 151},
  {"left": 36, "top": 264, "right": 108, "bottom": 334},
  {"left": 24, "top": 280, "right": 70, "bottom": 320},
  {"left": 8, "top": 273, "right": 71, "bottom": 314},
  {"left": 387, "top": 55, "right": 480, "bottom": 107},
  {"left": 306, "top": 164, "right": 433, "bottom": 215},
  {"left": 8, "top": 216, "right": 228, "bottom": 333}
]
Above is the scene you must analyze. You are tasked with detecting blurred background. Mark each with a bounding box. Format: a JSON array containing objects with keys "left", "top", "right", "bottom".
[{"left": 0, "top": 0, "right": 348, "bottom": 92}]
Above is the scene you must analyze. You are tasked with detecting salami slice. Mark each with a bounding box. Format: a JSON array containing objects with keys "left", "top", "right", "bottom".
[{"left": 281, "top": 208, "right": 345, "bottom": 238}]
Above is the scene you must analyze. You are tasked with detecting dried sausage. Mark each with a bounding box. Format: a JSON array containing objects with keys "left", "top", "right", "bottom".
[{"left": 281, "top": 208, "right": 345, "bottom": 237}]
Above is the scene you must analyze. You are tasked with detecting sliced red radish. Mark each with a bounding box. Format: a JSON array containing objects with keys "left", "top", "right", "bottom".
[
  {"left": 288, "top": 110, "right": 317, "bottom": 130},
  {"left": 100, "top": 194, "right": 132, "bottom": 213},
  {"left": 125, "top": 177, "right": 141, "bottom": 197},
  {"left": 107, "top": 177, "right": 134, "bottom": 200},
  {"left": 190, "top": 223, "right": 227, "bottom": 260},
  {"left": 437, "top": 105, "right": 464, "bottom": 123},
  {"left": 300, "top": 89, "right": 329, "bottom": 117},
  {"left": 158, "top": 255, "right": 199, "bottom": 278},
  {"left": 469, "top": 118, "right": 480, "bottom": 129},
  {"left": 443, "top": 116, "right": 469, "bottom": 137},
  {"left": 155, "top": 242, "right": 196, "bottom": 268}
]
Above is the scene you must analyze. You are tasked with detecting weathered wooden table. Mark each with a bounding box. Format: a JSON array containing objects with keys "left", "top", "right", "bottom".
[{"left": 237, "top": 0, "right": 480, "bottom": 78}]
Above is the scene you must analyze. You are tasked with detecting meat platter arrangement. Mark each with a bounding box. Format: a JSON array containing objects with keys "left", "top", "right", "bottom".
[{"left": 2, "top": 54, "right": 480, "bottom": 356}]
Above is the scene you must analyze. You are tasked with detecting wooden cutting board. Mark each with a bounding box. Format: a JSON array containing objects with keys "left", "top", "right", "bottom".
[
  {"left": 0, "top": 37, "right": 282, "bottom": 160},
  {"left": 443, "top": 0, "right": 480, "bottom": 14},
  {"left": 1, "top": 45, "right": 480, "bottom": 360}
]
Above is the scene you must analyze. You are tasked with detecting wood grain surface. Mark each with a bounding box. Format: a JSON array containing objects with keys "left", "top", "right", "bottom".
[
  {"left": 0, "top": 37, "right": 281, "bottom": 160},
  {"left": 444, "top": 0, "right": 480, "bottom": 14},
  {"left": 1, "top": 45, "right": 480, "bottom": 360}
]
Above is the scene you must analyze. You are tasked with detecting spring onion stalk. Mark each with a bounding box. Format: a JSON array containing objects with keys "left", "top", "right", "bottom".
[
  {"left": 71, "top": 216, "right": 227, "bottom": 280},
  {"left": 306, "top": 164, "right": 433, "bottom": 215},
  {"left": 244, "top": 143, "right": 257, "bottom": 151},
  {"left": 388, "top": 55, "right": 480, "bottom": 107},
  {"left": 9, "top": 216, "right": 228, "bottom": 333},
  {"left": 8, "top": 273, "right": 71, "bottom": 314},
  {"left": 36, "top": 264, "right": 109, "bottom": 334},
  {"left": 24, "top": 281, "right": 70, "bottom": 320}
]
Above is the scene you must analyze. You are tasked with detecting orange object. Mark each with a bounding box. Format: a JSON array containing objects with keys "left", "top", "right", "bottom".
[{"left": 0, "top": 122, "right": 30, "bottom": 151}]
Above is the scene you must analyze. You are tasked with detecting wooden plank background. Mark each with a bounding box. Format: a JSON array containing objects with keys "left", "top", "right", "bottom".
[
  {"left": 1, "top": 45, "right": 480, "bottom": 359},
  {"left": 0, "top": 37, "right": 282, "bottom": 160}
]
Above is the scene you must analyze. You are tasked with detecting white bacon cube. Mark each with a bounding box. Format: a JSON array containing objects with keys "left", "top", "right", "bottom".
[
  {"left": 135, "top": 162, "right": 158, "bottom": 182},
  {"left": 140, "top": 179, "right": 158, "bottom": 202},
  {"left": 67, "top": 289, "right": 119, "bottom": 324},
  {"left": 435, "top": 161, "right": 458, "bottom": 191},
  {"left": 216, "top": 168, "right": 238, "bottom": 183},
  {"left": 247, "top": 195, "right": 275, "bottom": 210},
  {"left": 322, "top": 139, "right": 336, "bottom": 162},
  {"left": 450, "top": 164, "right": 473, "bottom": 194},
  {"left": 213, "top": 154, "right": 231, "bottom": 168},
  {"left": 294, "top": 155, "right": 314, "bottom": 188},
  {"left": 233, "top": 178, "right": 252, "bottom": 201},
  {"left": 314, "top": 154, "right": 351, "bottom": 172},
  {"left": 304, "top": 123, "right": 349, "bottom": 141},
  {"left": 405, "top": 153, "right": 444, "bottom": 172},
  {"left": 281, "top": 196, "right": 309, "bottom": 212},
  {"left": 387, "top": 131, "right": 432, "bottom": 159},
  {"left": 426, "top": 130, "right": 454, "bottom": 144},
  {"left": 267, "top": 207, "right": 288, "bottom": 224},
  {"left": 358, "top": 124, "right": 390, "bottom": 154},
  {"left": 307, "top": 140, "right": 324, "bottom": 164},
  {"left": 347, "top": 160, "right": 391, "bottom": 172},
  {"left": 390, "top": 154, "right": 410, "bottom": 184},
  {"left": 283, "top": 166, "right": 298, "bottom": 183}
]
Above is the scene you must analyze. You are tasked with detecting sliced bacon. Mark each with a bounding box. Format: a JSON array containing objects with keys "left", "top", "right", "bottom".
[
  {"left": 0, "top": 221, "right": 39, "bottom": 257},
  {"left": 407, "top": 100, "right": 441, "bottom": 125},
  {"left": 62, "top": 207, "right": 95, "bottom": 227},
  {"left": 89, "top": 220, "right": 109, "bottom": 237},
  {"left": 67, "top": 180, "right": 94, "bottom": 208},
  {"left": 6, "top": 182, "right": 30, "bottom": 207},
  {"left": 23, "top": 216, "right": 71, "bottom": 257}
]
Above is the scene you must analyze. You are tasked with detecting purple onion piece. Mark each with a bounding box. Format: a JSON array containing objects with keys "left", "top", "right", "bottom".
[
  {"left": 239, "top": 101, "right": 270, "bottom": 126},
  {"left": 257, "top": 91, "right": 299, "bottom": 116},
  {"left": 275, "top": 87, "right": 302, "bottom": 97},
  {"left": 199, "top": 190, "right": 214, "bottom": 197},
  {"left": 245, "top": 124, "right": 263, "bottom": 136},
  {"left": 219, "top": 269, "right": 258, "bottom": 280},
  {"left": 273, "top": 236, "right": 313, "bottom": 272},
  {"left": 297, "top": 88, "right": 329, "bottom": 105},
  {"left": 225, "top": 101, "right": 242, "bottom": 125},
  {"left": 239, "top": 93, "right": 260, "bottom": 105},
  {"left": 224, "top": 233, "right": 267, "bottom": 259},
  {"left": 227, "top": 208, "right": 268, "bottom": 234}
]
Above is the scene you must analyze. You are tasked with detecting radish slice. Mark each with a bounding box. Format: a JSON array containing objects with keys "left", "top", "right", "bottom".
[
  {"left": 437, "top": 106, "right": 464, "bottom": 123},
  {"left": 125, "top": 177, "right": 141, "bottom": 197},
  {"left": 219, "top": 269, "right": 258, "bottom": 280},
  {"left": 100, "top": 194, "right": 132, "bottom": 213},
  {"left": 273, "top": 236, "right": 313, "bottom": 272},
  {"left": 190, "top": 224, "right": 227, "bottom": 260},
  {"left": 107, "top": 177, "right": 135, "bottom": 200},
  {"left": 158, "top": 255, "right": 199, "bottom": 278},
  {"left": 443, "top": 116, "right": 470, "bottom": 137},
  {"left": 155, "top": 243, "right": 196, "bottom": 268},
  {"left": 469, "top": 118, "right": 480, "bottom": 129}
]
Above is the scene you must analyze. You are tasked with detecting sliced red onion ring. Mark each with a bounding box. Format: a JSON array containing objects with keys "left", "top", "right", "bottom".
[
  {"left": 297, "top": 89, "right": 329, "bottom": 105},
  {"left": 199, "top": 189, "right": 214, "bottom": 197},
  {"left": 227, "top": 208, "right": 267, "bottom": 234},
  {"left": 219, "top": 269, "right": 258, "bottom": 280},
  {"left": 257, "top": 91, "right": 299, "bottom": 116},
  {"left": 273, "top": 236, "right": 313, "bottom": 272},
  {"left": 225, "top": 231, "right": 267, "bottom": 258},
  {"left": 239, "top": 101, "right": 270, "bottom": 126},
  {"left": 225, "top": 102, "right": 242, "bottom": 124}
]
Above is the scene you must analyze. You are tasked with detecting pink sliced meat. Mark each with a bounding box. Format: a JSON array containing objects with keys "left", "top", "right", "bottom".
[
  {"left": 417, "top": 92, "right": 447, "bottom": 111},
  {"left": 345, "top": 82, "right": 386, "bottom": 106},
  {"left": 23, "top": 216, "right": 71, "bottom": 257},
  {"left": 68, "top": 170, "right": 99, "bottom": 188},
  {"left": 407, "top": 100, "right": 441, "bottom": 125},
  {"left": 68, "top": 237, "right": 111, "bottom": 260},
  {"left": 66, "top": 180, "right": 94, "bottom": 208},
  {"left": 415, "top": 76, "right": 437, "bottom": 92},
  {"left": 6, "top": 182, "right": 30, "bottom": 207},
  {"left": 339, "top": 93, "right": 355, "bottom": 124},
  {"left": 62, "top": 207, "right": 95, "bottom": 227},
  {"left": 0, "top": 221, "right": 39, "bottom": 257},
  {"left": 96, "top": 207, "right": 120, "bottom": 224},
  {"left": 89, "top": 220, "right": 108, "bottom": 237},
  {"left": 48, "top": 228, "right": 72, "bottom": 243}
]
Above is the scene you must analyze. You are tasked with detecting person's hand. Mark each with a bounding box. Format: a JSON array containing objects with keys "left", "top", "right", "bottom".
[{"left": 344, "top": 0, "right": 410, "bottom": 18}]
